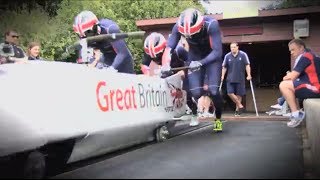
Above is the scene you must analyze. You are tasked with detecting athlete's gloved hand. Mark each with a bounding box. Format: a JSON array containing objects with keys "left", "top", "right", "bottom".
[
  {"left": 160, "top": 64, "right": 173, "bottom": 78},
  {"left": 189, "top": 61, "right": 202, "bottom": 72},
  {"left": 160, "top": 64, "right": 171, "bottom": 73}
]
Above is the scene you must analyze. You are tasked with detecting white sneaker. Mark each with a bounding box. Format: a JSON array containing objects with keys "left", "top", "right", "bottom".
[
  {"left": 271, "top": 104, "right": 282, "bottom": 110},
  {"left": 287, "top": 111, "right": 305, "bottom": 128},
  {"left": 189, "top": 116, "right": 199, "bottom": 126},
  {"left": 282, "top": 112, "right": 291, "bottom": 117},
  {"left": 197, "top": 111, "right": 204, "bottom": 118},
  {"left": 274, "top": 110, "right": 286, "bottom": 116}
]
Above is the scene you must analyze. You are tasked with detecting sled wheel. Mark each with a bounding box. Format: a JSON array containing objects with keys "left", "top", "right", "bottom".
[
  {"left": 22, "top": 151, "right": 46, "bottom": 179},
  {"left": 156, "top": 125, "right": 170, "bottom": 142}
]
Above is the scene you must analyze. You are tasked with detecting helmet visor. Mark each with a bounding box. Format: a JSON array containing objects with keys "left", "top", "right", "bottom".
[
  {"left": 151, "top": 52, "right": 163, "bottom": 65},
  {"left": 84, "top": 30, "right": 96, "bottom": 37},
  {"left": 83, "top": 24, "right": 99, "bottom": 37}
]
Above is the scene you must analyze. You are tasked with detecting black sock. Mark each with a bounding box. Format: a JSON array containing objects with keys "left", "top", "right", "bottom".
[
  {"left": 211, "top": 94, "right": 223, "bottom": 119},
  {"left": 187, "top": 96, "right": 197, "bottom": 115}
]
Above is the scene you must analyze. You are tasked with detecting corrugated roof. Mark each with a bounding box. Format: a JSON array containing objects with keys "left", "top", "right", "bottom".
[
  {"left": 258, "top": 5, "right": 320, "bottom": 17},
  {"left": 136, "top": 14, "right": 223, "bottom": 27}
]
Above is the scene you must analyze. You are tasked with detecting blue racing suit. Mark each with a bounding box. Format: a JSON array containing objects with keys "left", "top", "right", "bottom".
[
  {"left": 142, "top": 45, "right": 187, "bottom": 70},
  {"left": 142, "top": 45, "right": 198, "bottom": 115},
  {"left": 79, "top": 19, "right": 135, "bottom": 74},
  {"left": 164, "top": 16, "right": 223, "bottom": 118}
]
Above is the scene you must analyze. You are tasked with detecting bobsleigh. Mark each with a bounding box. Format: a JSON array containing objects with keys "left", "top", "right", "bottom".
[{"left": 0, "top": 60, "right": 187, "bottom": 178}]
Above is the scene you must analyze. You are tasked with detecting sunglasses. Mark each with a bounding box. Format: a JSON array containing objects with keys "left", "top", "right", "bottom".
[{"left": 10, "top": 35, "right": 19, "bottom": 38}]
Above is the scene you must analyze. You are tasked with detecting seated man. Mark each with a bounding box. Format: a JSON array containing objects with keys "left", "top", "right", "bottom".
[{"left": 279, "top": 39, "right": 320, "bottom": 128}]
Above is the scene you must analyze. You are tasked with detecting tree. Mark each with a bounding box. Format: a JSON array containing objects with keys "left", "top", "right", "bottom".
[
  {"left": 47, "top": 0, "right": 204, "bottom": 71},
  {"left": 1, "top": 0, "right": 203, "bottom": 72},
  {"left": 0, "top": 7, "right": 58, "bottom": 58},
  {"left": 0, "top": 0, "right": 62, "bottom": 16}
]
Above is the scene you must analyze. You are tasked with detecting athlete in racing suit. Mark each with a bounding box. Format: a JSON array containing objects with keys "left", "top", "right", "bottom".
[
  {"left": 73, "top": 10, "right": 135, "bottom": 74},
  {"left": 141, "top": 32, "right": 198, "bottom": 122},
  {"left": 161, "top": 8, "right": 224, "bottom": 131}
]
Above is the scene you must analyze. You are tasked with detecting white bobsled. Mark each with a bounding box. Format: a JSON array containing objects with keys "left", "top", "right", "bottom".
[{"left": 0, "top": 61, "right": 187, "bottom": 178}]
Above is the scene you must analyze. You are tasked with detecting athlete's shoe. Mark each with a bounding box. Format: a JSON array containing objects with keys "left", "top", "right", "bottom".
[
  {"left": 213, "top": 119, "right": 223, "bottom": 132},
  {"left": 270, "top": 104, "right": 282, "bottom": 110},
  {"left": 197, "top": 111, "right": 204, "bottom": 118},
  {"left": 282, "top": 112, "right": 291, "bottom": 117},
  {"left": 189, "top": 115, "right": 199, "bottom": 127},
  {"left": 238, "top": 107, "right": 245, "bottom": 115},
  {"left": 287, "top": 111, "right": 305, "bottom": 128}
]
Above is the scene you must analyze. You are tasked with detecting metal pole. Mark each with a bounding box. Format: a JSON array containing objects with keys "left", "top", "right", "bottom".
[
  {"left": 219, "top": 81, "right": 223, "bottom": 94},
  {"left": 62, "top": 31, "right": 145, "bottom": 59},
  {"left": 169, "top": 66, "right": 190, "bottom": 71},
  {"left": 250, "top": 79, "right": 259, "bottom": 116}
]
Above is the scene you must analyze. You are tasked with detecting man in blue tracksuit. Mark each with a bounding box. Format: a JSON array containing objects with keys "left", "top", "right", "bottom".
[
  {"left": 73, "top": 10, "right": 135, "bottom": 74},
  {"left": 141, "top": 32, "right": 198, "bottom": 120},
  {"left": 161, "top": 8, "right": 224, "bottom": 131},
  {"left": 221, "top": 42, "right": 252, "bottom": 117}
]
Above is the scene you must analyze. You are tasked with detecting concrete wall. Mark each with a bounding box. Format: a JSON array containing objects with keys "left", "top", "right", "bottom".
[
  {"left": 303, "top": 17, "right": 320, "bottom": 56},
  {"left": 222, "top": 21, "right": 293, "bottom": 43},
  {"left": 245, "top": 88, "right": 282, "bottom": 113},
  {"left": 303, "top": 99, "right": 320, "bottom": 177}
]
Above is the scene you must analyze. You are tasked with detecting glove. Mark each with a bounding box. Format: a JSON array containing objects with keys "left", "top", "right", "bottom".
[
  {"left": 189, "top": 61, "right": 202, "bottom": 72},
  {"left": 160, "top": 64, "right": 173, "bottom": 78},
  {"left": 160, "top": 64, "right": 171, "bottom": 73},
  {"left": 160, "top": 70, "right": 174, "bottom": 78}
]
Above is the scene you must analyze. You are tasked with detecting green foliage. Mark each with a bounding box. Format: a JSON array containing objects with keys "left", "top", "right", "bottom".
[
  {"left": 0, "top": 7, "right": 58, "bottom": 60},
  {"left": 0, "top": 0, "right": 62, "bottom": 16},
  {"left": 1, "top": 0, "right": 203, "bottom": 72}
]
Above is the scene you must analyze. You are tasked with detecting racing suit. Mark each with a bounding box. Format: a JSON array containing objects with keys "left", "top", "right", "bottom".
[
  {"left": 163, "top": 16, "right": 224, "bottom": 121},
  {"left": 141, "top": 45, "right": 198, "bottom": 116},
  {"left": 78, "top": 19, "right": 135, "bottom": 74}
]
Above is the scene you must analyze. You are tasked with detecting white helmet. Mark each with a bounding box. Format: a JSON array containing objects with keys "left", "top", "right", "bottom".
[
  {"left": 73, "top": 10, "right": 99, "bottom": 38},
  {"left": 178, "top": 8, "right": 204, "bottom": 38},
  {"left": 143, "top": 32, "right": 167, "bottom": 61}
]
